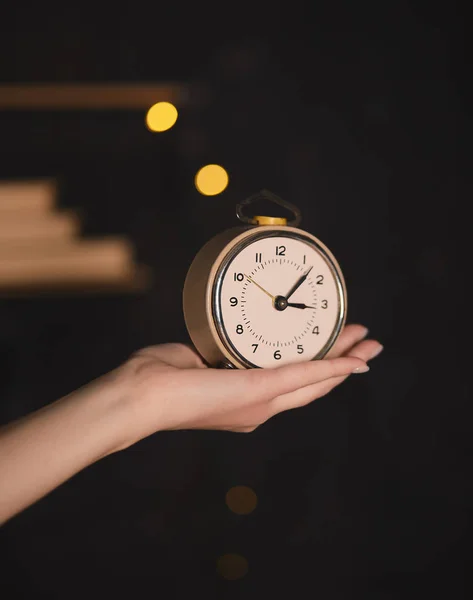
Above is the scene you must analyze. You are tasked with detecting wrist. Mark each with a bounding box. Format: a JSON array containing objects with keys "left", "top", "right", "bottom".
[
  {"left": 48, "top": 366, "right": 136, "bottom": 461},
  {"left": 100, "top": 361, "right": 161, "bottom": 454},
  {"left": 83, "top": 366, "right": 137, "bottom": 457}
]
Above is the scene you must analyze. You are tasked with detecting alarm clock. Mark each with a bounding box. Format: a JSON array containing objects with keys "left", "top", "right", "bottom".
[{"left": 183, "top": 190, "right": 347, "bottom": 369}]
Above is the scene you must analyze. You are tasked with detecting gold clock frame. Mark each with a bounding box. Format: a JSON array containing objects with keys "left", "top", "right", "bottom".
[{"left": 183, "top": 224, "right": 348, "bottom": 369}]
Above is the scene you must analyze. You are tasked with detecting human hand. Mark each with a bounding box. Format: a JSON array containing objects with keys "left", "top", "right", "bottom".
[
  {"left": 113, "top": 324, "right": 383, "bottom": 450},
  {"left": 0, "top": 324, "right": 382, "bottom": 524}
]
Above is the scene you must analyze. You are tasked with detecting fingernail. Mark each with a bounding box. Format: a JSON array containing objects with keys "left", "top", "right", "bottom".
[
  {"left": 352, "top": 364, "right": 370, "bottom": 373},
  {"left": 369, "top": 344, "right": 384, "bottom": 360}
]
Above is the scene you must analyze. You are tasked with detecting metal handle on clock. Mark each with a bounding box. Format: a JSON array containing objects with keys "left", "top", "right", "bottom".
[{"left": 236, "top": 189, "right": 302, "bottom": 227}]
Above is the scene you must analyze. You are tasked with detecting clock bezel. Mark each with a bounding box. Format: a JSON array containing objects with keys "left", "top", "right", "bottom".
[{"left": 209, "top": 226, "right": 347, "bottom": 369}]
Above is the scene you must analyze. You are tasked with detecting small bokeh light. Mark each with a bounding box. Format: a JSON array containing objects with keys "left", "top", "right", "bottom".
[
  {"left": 194, "top": 164, "right": 229, "bottom": 196},
  {"left": 216, "top": 553, "right": 249, "bottom": 580},
  {"left": 225, "top": 485, "right": 258, "bottom": 515},
  {"left": 145, "top": 101, "right": 178, "bottom": 132}
]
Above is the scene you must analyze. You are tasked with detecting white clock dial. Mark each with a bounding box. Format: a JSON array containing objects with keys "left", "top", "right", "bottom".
[{"left": 215, "top": 233, "right": 344, "bottom": 368}]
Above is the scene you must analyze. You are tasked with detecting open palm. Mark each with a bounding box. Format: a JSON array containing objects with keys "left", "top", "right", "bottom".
[{"left": 116, "top": 324, "right": 382, "bottom": 448}]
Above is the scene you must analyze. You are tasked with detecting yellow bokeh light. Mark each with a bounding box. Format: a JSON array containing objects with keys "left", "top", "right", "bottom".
[
  {"left": 145, "top": 102, "right": 178, "bottom": 132},
  {"left": 194, "top": 164, "right": 229, "bottom": 196},
  {"left": 225, "top": 486, "right": 258, "bottom": 515},
  {"left": 216, "top": 554, "right": 248, "bottom": 580}
]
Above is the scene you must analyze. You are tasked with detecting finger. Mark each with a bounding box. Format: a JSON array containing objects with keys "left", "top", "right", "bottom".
[
  {"left": 300, "top": 340, "right": 384, "bottom": 401},
  {"left": 133, "top": 343, "right": 207, "bottom": 369},
  {"left": 346, "top": 339, "right": 383, "bottom": 362},
  {"left": 271, "top": 342, "right": 382, "bottom": 413},
  {"left": 325, "top": 324, "right": 369, "bottom": 359},
  {"left": 226, "top": 425, "right": 257, "bottom": 433},
  {"left": 271, "top": 372, "right": 355, "bottom": 413},
  {"left": 249, "top": 355, "right": 369, "bottom": 400}
]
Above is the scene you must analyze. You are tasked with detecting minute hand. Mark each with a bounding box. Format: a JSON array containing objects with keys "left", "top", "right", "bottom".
[{"left": 285, "top": 266, "right": 313, "bottom": 300}]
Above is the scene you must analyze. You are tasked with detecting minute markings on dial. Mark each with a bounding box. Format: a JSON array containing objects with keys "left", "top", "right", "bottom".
[
  {"left": 235, "top": 259, "right": 318, "bottom": 346},
  {"left": 241, "top": 296, "right": 264, "bottom": 340}
]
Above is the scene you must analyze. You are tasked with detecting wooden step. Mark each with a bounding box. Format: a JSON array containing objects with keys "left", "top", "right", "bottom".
[
  {"left": 0, "top": 179, "right": 57, "bottom": 213},
  {"left": 0, "top": 237, "right": 135, "bottom": 285},
  {"left": 0, "top": 265, "right": 151, "bottom": 296},
  {"left": 0, "top": 236, "right": 133, "bottom": 260},
  {"left": 0, "top": 210, "right": 80, "bottom": 243}
]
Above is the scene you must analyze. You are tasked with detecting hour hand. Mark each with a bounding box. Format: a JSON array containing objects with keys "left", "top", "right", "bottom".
[{"left": 286, "top": 302, "right": 316, "bottom": 309}]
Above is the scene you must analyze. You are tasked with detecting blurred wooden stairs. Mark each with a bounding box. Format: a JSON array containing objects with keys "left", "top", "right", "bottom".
[{"left": 0, "top": 178, "right": 151, "bottom": 296}]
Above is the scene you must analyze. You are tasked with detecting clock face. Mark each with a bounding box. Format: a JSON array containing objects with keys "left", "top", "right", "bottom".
[{"left": 213, "top": 231, "right": 345, "bottom": 368}]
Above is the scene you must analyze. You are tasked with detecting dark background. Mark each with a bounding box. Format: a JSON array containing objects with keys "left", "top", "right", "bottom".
[{"left": 0, "top": 2, "right": 470, "bottom": 598}]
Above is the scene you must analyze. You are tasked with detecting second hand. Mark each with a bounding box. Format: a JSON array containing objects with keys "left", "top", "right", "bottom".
[{"left": 245, "top": 275, "right": 275, "bottom": 301}]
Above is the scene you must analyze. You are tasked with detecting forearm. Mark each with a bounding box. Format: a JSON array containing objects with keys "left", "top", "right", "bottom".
[{"left": 0, "top": 369, "right": 128, "bottom": 525}]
